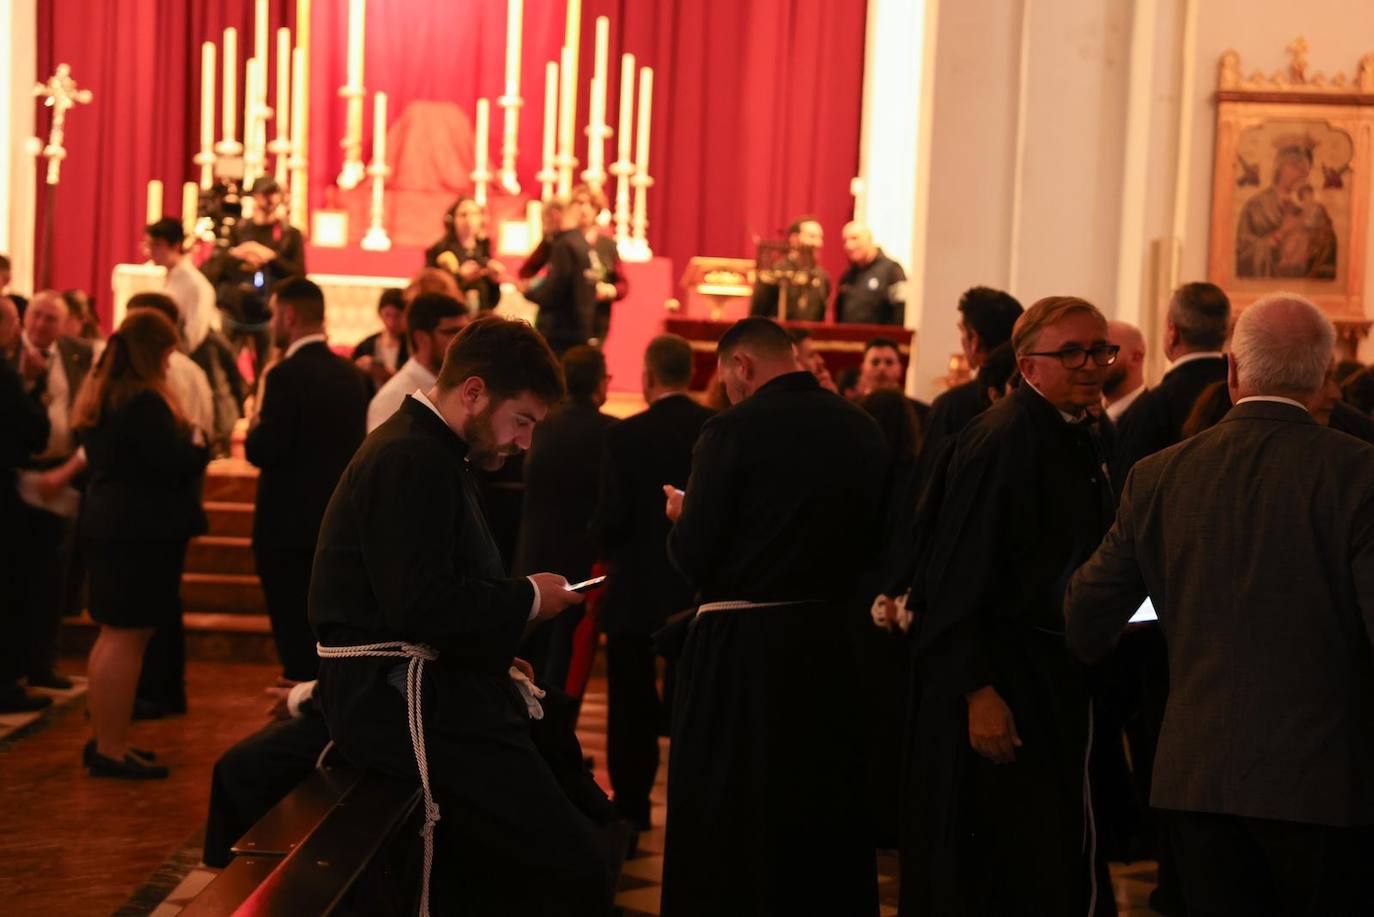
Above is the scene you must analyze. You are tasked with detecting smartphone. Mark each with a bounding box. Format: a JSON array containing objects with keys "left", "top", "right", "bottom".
[{"left": 568, "top": 575, "right": 607, "bottom": 593}]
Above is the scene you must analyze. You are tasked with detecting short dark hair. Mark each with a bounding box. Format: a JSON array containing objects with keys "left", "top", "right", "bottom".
[
  {"left": 378, "top": 287, "right": 405, "bottom": 313},
  {"left": 645, "top": 334, "right": 694, "bottom": 388},
  {"left": 562, "top": 346, "right": 607, "bottom": 400},
  {"left": 787, "top": 214, "right": 821, "bottom": 236},
  {"left": 436, "top": 314, "right": 565, "bottom": 403},
  {"left": 788, "top": 327, "right": 812, "bottom": 344},
  {"left": 405, "top": 293, "right": 463, "bottom": 349},
  {"left": 1012, "top": 296, "right": 1106, "bottom": 356},
  {"left": 958, "top": 287, "right": 1023, "bottom": 352},
  {"left": 864, "top": 337, "right": 901, "bottom": 357},
  {"left": 1169, "top": 282, "right": 1230, "bottom": 350},
  {"left": 145, "top": 218, "right": 185, "bottom": 247},
  {"left": 717, "top": 317, "right": 795, "bottom": 360},
  {"left": 1342, "top": 367, "right": 1374, "bottom": 415},
  {"left": 0, "top": 253, "right": 11, "bottom": 272},
  {"left": 836, "top": 366, "right": 861, "bottom": 395},
  {"left": 126, "top": 291, "right": 180, "bottom": 325},
  {"left": 271, "top": 276, "right": 325, "bottom": 325}
]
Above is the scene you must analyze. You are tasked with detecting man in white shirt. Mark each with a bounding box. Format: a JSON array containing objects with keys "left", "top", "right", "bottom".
[
  {"left": 1103, "top": 320, "right": 1147, "bottom": 422},
  {"left": 366, "top": 292, "right": 468, "bottom": 432}
]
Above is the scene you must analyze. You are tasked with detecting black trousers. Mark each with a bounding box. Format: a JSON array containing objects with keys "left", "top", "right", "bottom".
[
  {"left": 203, "top": 714, "right": 332, "bottom": 867},
  {"left": 605, "top": 634, "right": 661, "bottom": 823},
  {"left": 255, "top": 547, "right": 320, "bottom": 682},
  {"left": 1169, "top": 809, "right": 1371, "bottom": 917},
  {"left": 136, "top": 611, "right": 187, "bottom": 712},
  {"left": 14, "top": 502, "right": 73, "bottom": 679}
]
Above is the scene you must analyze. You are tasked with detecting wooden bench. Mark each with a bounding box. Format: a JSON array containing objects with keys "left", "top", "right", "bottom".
[{"left": 183, "top": 768, "right": 421, "bottom": 916}]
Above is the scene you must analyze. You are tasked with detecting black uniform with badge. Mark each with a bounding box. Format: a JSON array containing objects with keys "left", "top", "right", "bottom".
[
  {"left": 311, "top": 396, "right": 610, "bottom": 915},
  {"left": 836, "top": 248, "right": 906, "bottom": 325}
]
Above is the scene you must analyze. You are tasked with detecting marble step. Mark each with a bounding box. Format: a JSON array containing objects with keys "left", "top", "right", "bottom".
[
  {"left": 181, "top": 572, "right": 267, "bottom": 615},
  {"left": 186, "top": 535, "right": 256, "bottom": 576}
]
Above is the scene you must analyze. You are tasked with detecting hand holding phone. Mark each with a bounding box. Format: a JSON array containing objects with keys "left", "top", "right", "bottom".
[{"left": 568, "top": 575, "right": 607, "bottom": 593}]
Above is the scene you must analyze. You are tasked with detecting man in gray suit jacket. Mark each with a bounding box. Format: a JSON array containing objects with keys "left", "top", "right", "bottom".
[{"left": 1065, "top": 292, "right": 1374, "bottom": 916}]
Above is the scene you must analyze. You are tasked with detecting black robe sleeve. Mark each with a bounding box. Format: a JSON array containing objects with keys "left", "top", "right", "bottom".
[
  {"left": 918, "top": 415, "right": 1039, "bottom": 698},
  {"left": 667, "top": 418, "right": 739, "bottom": 590},
  {"left": 353, "top": 444, "right": 535, "bottom": 645},
  {"left": 1064, "top": 466, "right": 1149, "bottom": 663}
]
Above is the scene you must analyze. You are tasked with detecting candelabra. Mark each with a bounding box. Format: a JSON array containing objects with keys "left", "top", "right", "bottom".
[
  {"left": 360, "top": 157, "right": 391, "bottom": 251},
  {"left": 609, "top": 157, "right": 634, "bottom": 242}
]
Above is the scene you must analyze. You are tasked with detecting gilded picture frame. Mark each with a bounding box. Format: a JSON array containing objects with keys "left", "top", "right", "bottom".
[{"left": 1208, "top": 41, "right": 1374, "bottom": 327}]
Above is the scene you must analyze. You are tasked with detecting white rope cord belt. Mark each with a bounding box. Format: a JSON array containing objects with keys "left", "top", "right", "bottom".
[
  {"left": 316, "top": 641, "right": 440, "bottom": 917},
  {"left": 696, "top": 599, "right": 820, "bottom": 616}
]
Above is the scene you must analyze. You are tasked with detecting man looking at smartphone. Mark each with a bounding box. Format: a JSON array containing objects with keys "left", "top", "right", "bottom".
[{"left": 310, "top": 315, "right": 610, "bottom": 914}]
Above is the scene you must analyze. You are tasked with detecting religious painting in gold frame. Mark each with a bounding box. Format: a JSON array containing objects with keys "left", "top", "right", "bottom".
[{"left": 1208, "top": 41, "right": 1374, "bottom": 326}]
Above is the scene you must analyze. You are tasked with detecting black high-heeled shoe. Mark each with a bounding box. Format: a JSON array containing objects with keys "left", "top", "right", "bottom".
[
  {"left": 87, "top": 749, "right": 169, "bottom": 780},
  {"left": 83, "top": 739, "right": 156, "bottom": 766}
]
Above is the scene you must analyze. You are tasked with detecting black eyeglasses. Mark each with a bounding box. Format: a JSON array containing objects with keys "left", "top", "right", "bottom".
[{"left": 1022, "top": 344, "right": 1120, "bottom": 369}]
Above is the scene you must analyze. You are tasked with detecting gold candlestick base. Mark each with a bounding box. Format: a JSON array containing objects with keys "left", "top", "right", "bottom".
[{"left": 359, "top": 160, "right": 392, "bottom": 251}]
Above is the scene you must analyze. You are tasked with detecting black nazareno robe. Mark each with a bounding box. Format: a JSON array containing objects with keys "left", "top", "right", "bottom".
[
  {"left": 899, "top": 382, "right": 1117, "bottom": 916},
  {"left": 310, "top": 396, "right": 610, "bottom": 915},
  {"left": 661, "top": 371, "right": 889, "bottom": 916}
]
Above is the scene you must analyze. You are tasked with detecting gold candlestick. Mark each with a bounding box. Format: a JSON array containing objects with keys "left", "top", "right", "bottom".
[
  {"left": 269, "top": 28, "right": 293, "bottom": 186},
  {"left": 536, "top": 60, "right": 559, "bottom": 201},
  {"left": 610, "top": 52, "right": 635, "bottom": 242},
  {"left": 337, "top": 0, "right": 367, "bottom": 190},
  {"left": 498, "top": 0, "right": 523, "bottom": 194},
  {"left": 621, "top": 67, "right": 654, "bottom": 262},
  {"left": 215, "top": 28, "right": 243, "bottom": 162},
  {"left": 360, "top": 91, "right": 390, "bottom": 251},
  {"left": 195, "top": 41, "right": 217, "bottom": 189},
  {"left": 289, "top": 0, "right": 311, "bottom": 233},
  {"left": 470, "top": 98, "right": 492, "bottom": 206}
]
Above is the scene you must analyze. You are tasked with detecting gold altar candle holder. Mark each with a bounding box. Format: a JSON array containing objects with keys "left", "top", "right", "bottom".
[
  {"left": 360, "top": 91, "right": 390, "bottom": 251},
  {"left": 555, "top": 45, "right": 578, "bottom": 196},
  {"left": 610, "top": 52, "right": 635, "bottom": 242},
  {"left": 288, "top": 46, "right": 309, "bottom": 231},
  {"left": 498, "top": 0, "right": 523, "bottom": 195},
  {"left": 471, "top": 97, "right": 493, "bottom": 207},
  {"left": 337, "top": 0, "right": 367, "bottom": 190},
  {"left": 215, "top": 28, "right": 243, "bottom": 163},
  {"left": 269, "top": 28, "right": 293, "bottom": 186},
  {"left": 620, "top": 66, "right": 654, "bottom": 262},
  {"left": 536, "top": 60, "right": 560, "bottom": 202}
]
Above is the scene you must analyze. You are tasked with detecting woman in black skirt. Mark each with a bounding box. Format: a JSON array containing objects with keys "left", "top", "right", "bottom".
[{"left": 73, "top": 309, "right": 208, "bottom": 778}]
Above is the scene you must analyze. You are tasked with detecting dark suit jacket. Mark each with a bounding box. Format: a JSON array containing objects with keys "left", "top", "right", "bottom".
[
  {"left": 1065, "top": 400, "right": 1374, "bottom": 827},
  {"left": 525, "top": 230, "right": 597, "bottom": 352},
  {"left": 514, "top": 398, "right": 618, "bottom": 582},
  {"left": 1113, "top": 354, "right": 1227, "bottom": 479},
  {"left": 246, "top": 341, "right": 370, "bottom": 552},
  {"left": 78, "top": 390, "right": 209, "bottom": 542},
  {"left": 590, "top": 393, "right": 714, "bottom": 636},
  {"left": 6, "top": 335, "right": 93, "bottom": 405}
]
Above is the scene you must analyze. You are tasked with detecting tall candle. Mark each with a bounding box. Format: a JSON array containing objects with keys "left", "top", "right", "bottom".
[
  {"left": 346, "top": 0, "right": 365, "bottom": 89},
  {"left": 541, "top": 60, "right": 559, "bottom": 178},
  {"left": 146, "top": 180, "right": 163, "bottom": 225},
  {"left": 372, "top": 91, "right": 388, "bottom": 165},
  {"left": 291, "top": 47, "right": 307, "bottom": 153},
  {"left": 558, "top": 44, "right": 576, "bottom": 186},
  {"left": 635, "top": 67, "right": 653, "bottom": 175},
  {"left": 222, "top": 27, "right": 237, "bottom": 143},
  {"left": 200, "top": 41, "right": 216, "bottom": 154},
  {"left": 182, "top": 181, "right": 199, "bottom": 236},
  {"left": 586, "top": 76, "right": 604, "bottom": 176},
  {"left": 474, "top": 97, "right": 489, "bottom": 173},
  {"left": 616, "top": 53, "right": 635, "bottom": 165},
  {"left": 592, "top": 16, "right": 609, "bottom": 110},
  {"left": 564, "top": 0, "right": 581, "bottom": 83},
  {"left": 275, "top": 28, "right": 291, "bottom": 143},
  {"left": 242, "top": 58, "right": 259, "bottom": 182},
  {"left": 504, "top": 0, "right": 523, "bottom": 97},
  {"left": 254, "top": 0, "right": 269, "bottom": 94}
]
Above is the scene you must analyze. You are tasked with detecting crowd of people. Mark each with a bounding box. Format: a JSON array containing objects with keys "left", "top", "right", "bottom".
[{"left": 3, "top": 184, "right": 1373, "bottom": 916}]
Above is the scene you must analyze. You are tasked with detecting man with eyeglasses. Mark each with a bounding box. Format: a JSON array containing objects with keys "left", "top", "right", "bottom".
[{"left": 900, "top": 296, "right": 1119, "bottom": 917}]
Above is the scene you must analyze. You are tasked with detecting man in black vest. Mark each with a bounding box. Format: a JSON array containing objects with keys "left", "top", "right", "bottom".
[
  {"left": 660, "top": 317, "right": 888, "bottom": 915},
  {"left": 311, "top": 316, "right": 609, "bottom": 914},
  {"left": 590, "top": 334, "right": 713, "bottom": 831},
  {"left": 246, "top": 277, "right": 369, "bottom": 683}
]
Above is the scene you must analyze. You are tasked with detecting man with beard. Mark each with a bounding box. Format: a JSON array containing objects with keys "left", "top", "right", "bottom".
[
  {"left": 246, "top": 277, "right": 370, "bottom": 683},
  {"left": 660, "top": 317, "right": 888, "bottom": 915},
  {"left": 900, "top": 297, "right": 1119, "bottom": 916},
  {"left": 311, "top": 315, "right": 609, "bottom": 915},
  {"left": 860, "top": 337, "right": 929, "bottom": 426}
]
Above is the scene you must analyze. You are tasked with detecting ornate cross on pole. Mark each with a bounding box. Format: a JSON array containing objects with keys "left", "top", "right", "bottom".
[{"left": 33, "top": 64, "right": 93, "bottom": 186}]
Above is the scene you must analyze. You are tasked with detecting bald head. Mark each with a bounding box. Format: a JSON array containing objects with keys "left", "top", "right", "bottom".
[
  {"left": 842, "top": 222, "right": 877, "bottom": 265},
  {"left": 1229, "top": 293, "right": 1334, "bottom": 402},
  {"left": 1103, "top": 320, "right": 1147, "bottom": 404}
]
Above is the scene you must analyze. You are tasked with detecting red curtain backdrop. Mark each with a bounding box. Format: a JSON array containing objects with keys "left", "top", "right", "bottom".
[
  {"left": 37, "top": 0, "right": 866, "bottom": 322},
  {"left": 36, "top": 0, "right": 298, "bottom": 324}
]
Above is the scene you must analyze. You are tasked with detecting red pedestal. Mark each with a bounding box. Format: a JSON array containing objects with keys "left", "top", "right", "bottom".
[{"left": 604, "top": 258, "right": 675, "bottom": 394}]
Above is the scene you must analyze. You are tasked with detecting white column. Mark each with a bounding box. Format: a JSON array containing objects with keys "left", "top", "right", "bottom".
[
  {"left": 0, "top": 0, "right": 39, "bottom": 294},
  {"left": 857, "top": 0, "right": 937, "bottom": 395}
]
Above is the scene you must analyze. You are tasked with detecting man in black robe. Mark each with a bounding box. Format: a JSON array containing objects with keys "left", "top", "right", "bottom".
[
  {"left": 310, "top": 315, "right": 611, "bottom": 914},
  {"left": 900, "top": 297, "right": 1119, "bottom": 917},
  {"left": 660, "top": 317, "right": 888, "bottom": 915}
]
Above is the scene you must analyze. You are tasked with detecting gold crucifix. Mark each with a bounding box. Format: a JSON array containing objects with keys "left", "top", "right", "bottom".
[
  {"left": 33, "top": 63, "right": 93, "bottom": 186},
  {"left": 1285, "top": 36, "right": 1309, "bottom": 84}
]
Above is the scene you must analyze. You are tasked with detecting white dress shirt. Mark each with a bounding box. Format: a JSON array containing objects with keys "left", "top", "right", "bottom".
[
  {"left": 164, "top": 257, "right": 220, "bottom": 353},
  {"left": 167, "top": 351, "right": 215, "bottom": 433},
  {"left": 1236, "top": 395, "right": 1309, "bottom": 413},
  {"left": 367, "top": 358, "right": 437, "bottom": 432}
]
